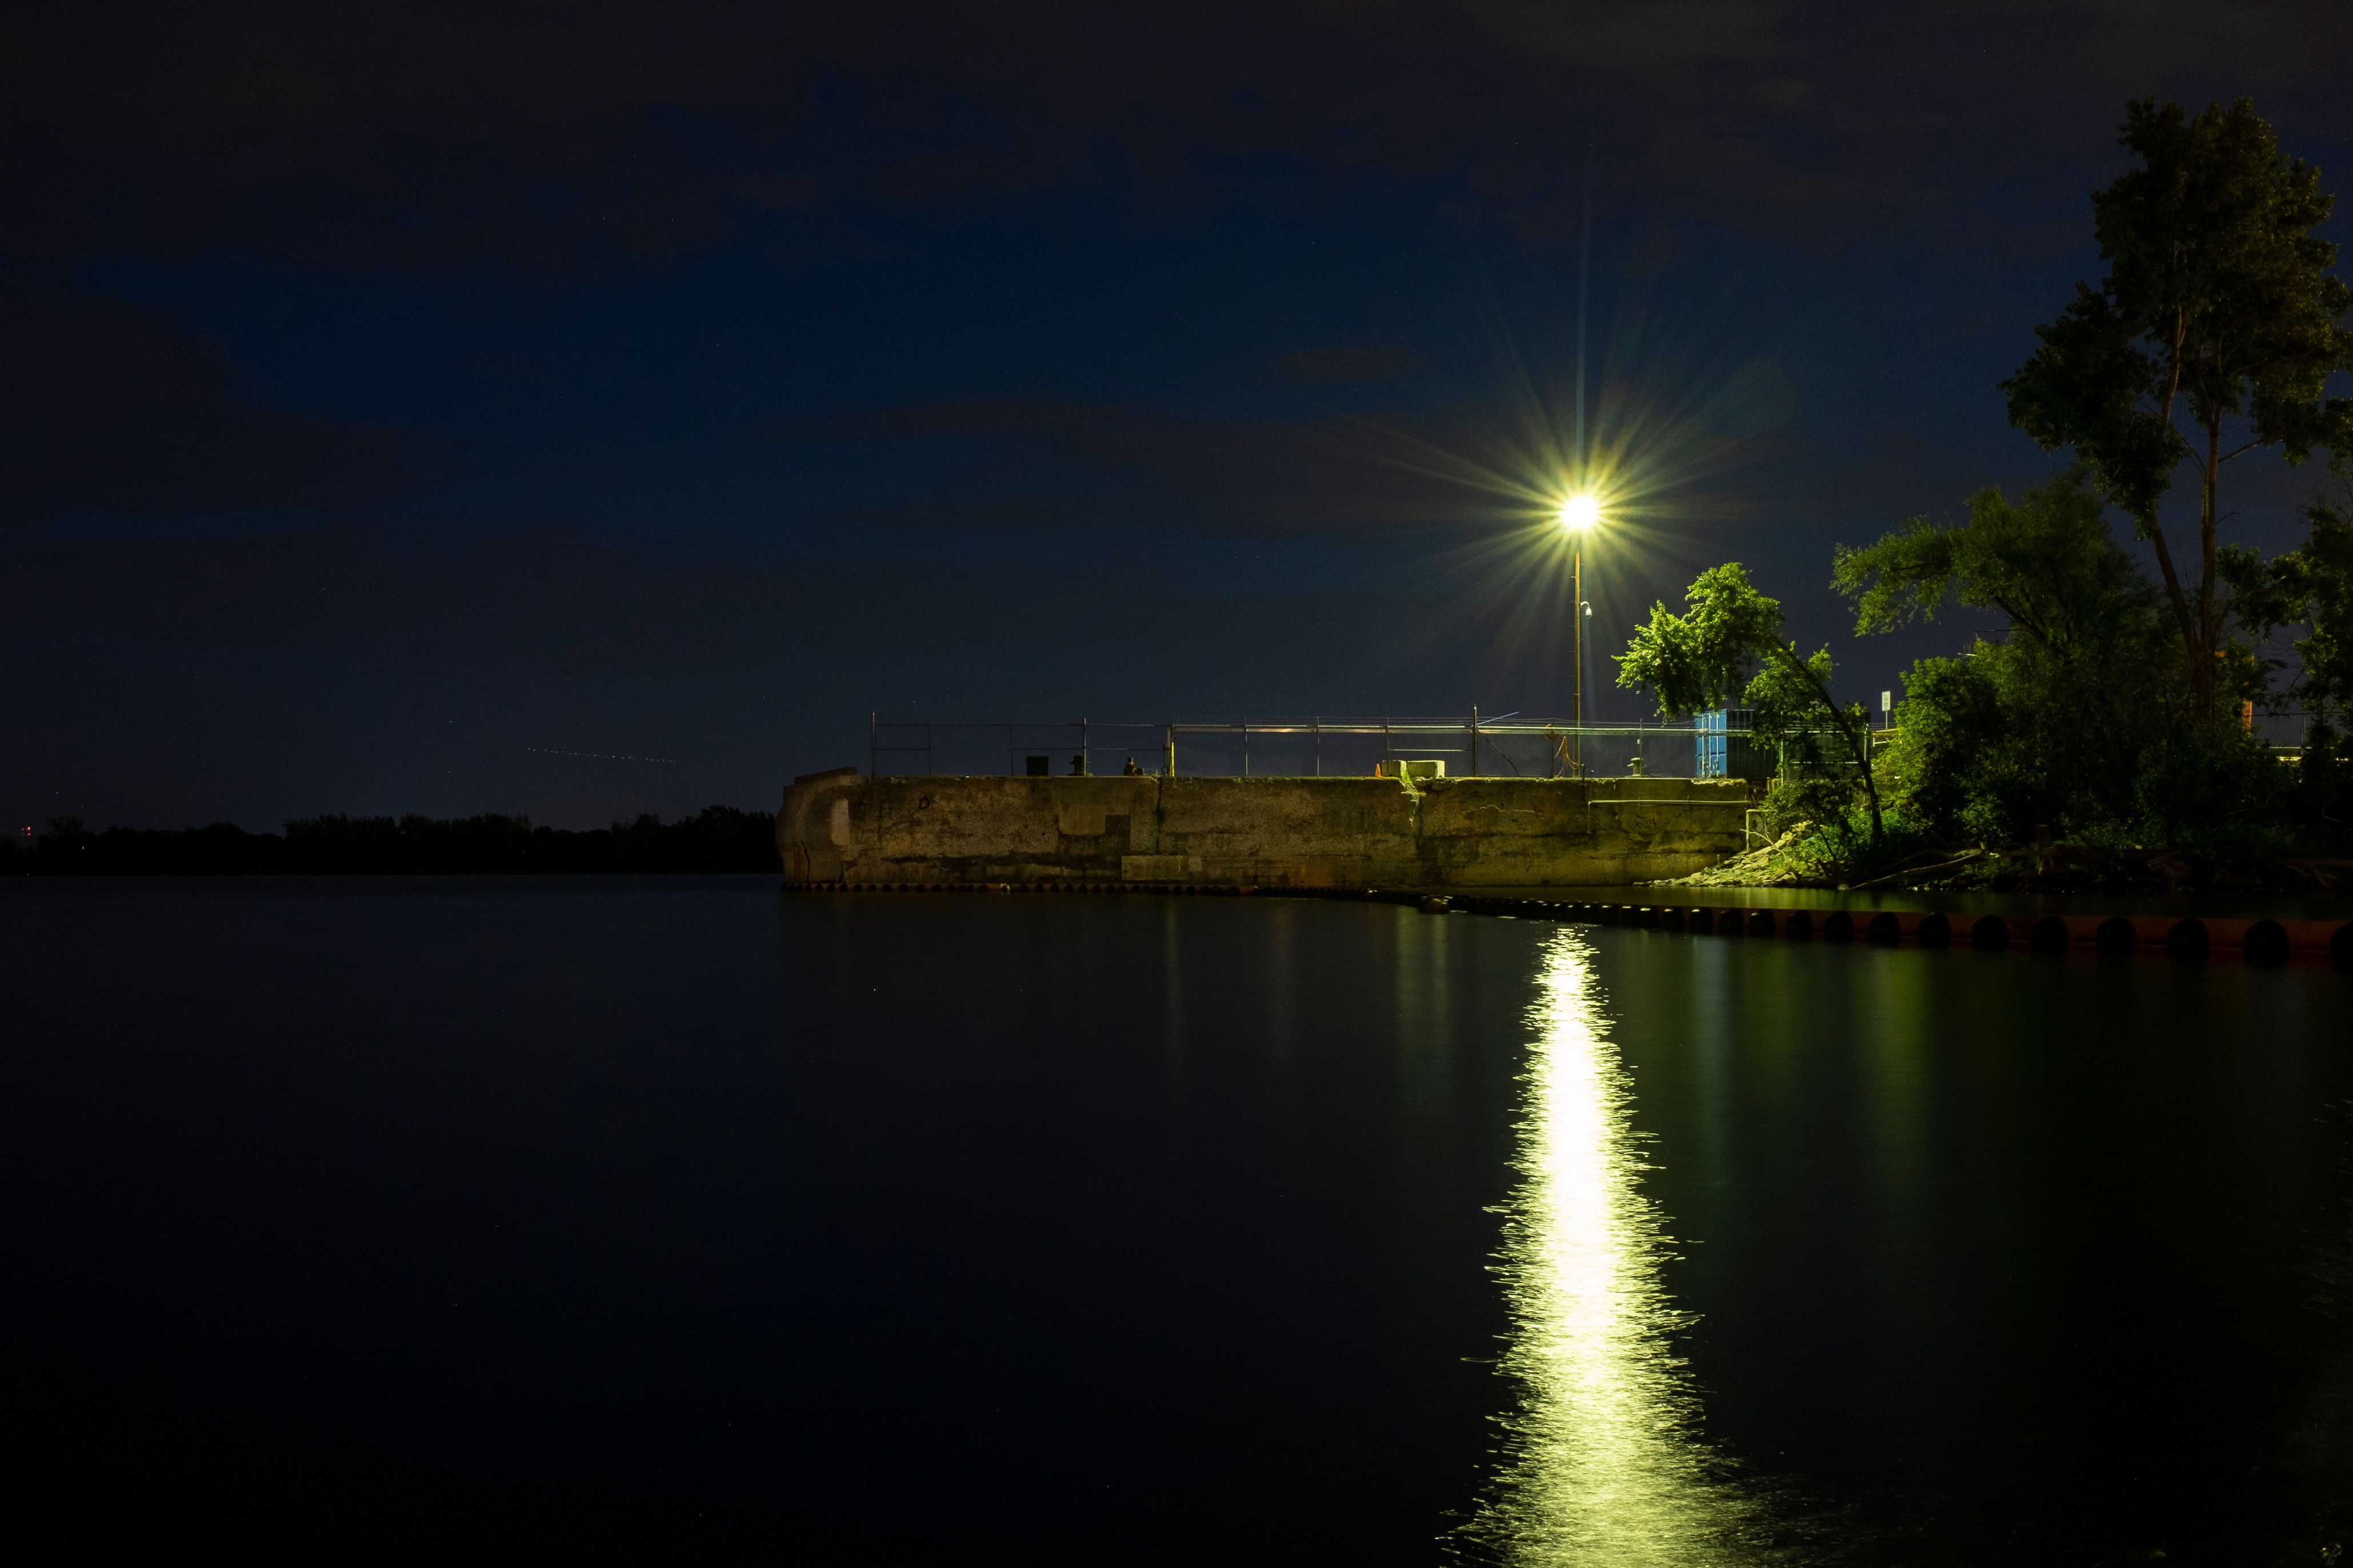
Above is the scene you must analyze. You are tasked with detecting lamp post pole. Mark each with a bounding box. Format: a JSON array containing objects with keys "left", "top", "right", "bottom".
[
  {"left": 1574, "top": 548, "right": 1593, "bottom": 777},
  {"left": 1558, "top": 491, "right": 1602, "bottom": 778}
]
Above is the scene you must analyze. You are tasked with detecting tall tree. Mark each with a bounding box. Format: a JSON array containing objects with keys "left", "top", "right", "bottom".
[
  {"left": 1616, "top": 563, "right": 1884, "bottom": 844},
  {"left": 2003, "top": 98, "right": 2353, "bottom": 712}
]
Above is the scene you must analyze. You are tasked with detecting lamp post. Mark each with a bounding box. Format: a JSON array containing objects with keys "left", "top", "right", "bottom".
[{"left": 1558, "top": 492, "right": 1602, "bottom": 776}]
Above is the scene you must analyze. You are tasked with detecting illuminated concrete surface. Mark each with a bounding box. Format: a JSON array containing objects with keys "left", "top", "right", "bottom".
[{"left": 777, "top": 770, "right": 1754, "bottom": 889}]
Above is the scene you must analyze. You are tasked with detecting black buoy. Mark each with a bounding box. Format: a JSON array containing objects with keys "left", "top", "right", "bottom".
[
  {"left": 1866, "top": 912, "right": 1901, "bottom": 945},
  {"left": 1717, "top": 909, "right": 1744, "bottom": 936},
  {"left": 2243, "top": 920, "right": 2289, "bottom": 966},
  {"left": 1746, "top": 909, "right": 1776, "bottom": 937},
  {"left": 2095, "top": 916, "right": 2137, "bottom": 957},
  {"left": 1783, "top": 911, "right": 1814, "bottom": 940},
  {"left": 1823, "top": 910, "right": 1855, "bottom": 943},
  {"left": 1970, "top": 916, "right": 2010, "bottom": 952},
  {"left": 2029, "top": 917, "right": 2070, "bottom": 955},
  {"left": 2166, "top": 919, "right": 2210, "bottom": 961}
]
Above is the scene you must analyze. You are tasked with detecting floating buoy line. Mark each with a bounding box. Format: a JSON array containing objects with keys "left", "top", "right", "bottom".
[{"left": 777, "top": 881, "right": 2353, "bottom": 965}]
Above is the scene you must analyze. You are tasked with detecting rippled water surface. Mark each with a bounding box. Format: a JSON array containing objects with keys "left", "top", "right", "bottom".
[{"left": 6, "top": 878, "right": 2351, "bottom": 1562}]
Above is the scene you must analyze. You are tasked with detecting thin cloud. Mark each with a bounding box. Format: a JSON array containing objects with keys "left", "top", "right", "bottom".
[
  {"left": 5, "top": 3, "right": 2346, "bottom": 271},
  {"left": 0, "top": 283, "right": 439, "bottom": 526},
  {"left": 1273, "top": 344, "right": 1427, "bottom": 386}
]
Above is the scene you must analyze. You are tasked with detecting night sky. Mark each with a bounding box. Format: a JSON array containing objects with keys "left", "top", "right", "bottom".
[{"left": 8, "top": 4, "right": 2351, "bottom": 830}]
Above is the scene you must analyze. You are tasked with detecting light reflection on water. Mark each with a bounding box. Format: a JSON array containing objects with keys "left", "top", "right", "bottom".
[{"left": 1458, "top": 929, "right": 1770, "bottom": 1566}]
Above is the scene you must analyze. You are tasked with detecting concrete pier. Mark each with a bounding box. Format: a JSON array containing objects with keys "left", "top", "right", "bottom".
[{"left": 777, "top": 769, "right": 1755, "bottom": 889}]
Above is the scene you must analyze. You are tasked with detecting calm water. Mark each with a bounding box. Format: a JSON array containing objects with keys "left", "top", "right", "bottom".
[{"left": 5, "top": 878, "right": 2351, "bottom": 1562}]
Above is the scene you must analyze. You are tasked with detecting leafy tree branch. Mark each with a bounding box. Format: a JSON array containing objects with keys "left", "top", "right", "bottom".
[{"left": 1615, "top": 563, "right": 1884, "bottom": 845}]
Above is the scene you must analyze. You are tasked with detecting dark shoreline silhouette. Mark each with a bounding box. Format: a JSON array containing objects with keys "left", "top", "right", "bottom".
[{"left": 2, "top": 807, "right": 777, "bottom": 876}]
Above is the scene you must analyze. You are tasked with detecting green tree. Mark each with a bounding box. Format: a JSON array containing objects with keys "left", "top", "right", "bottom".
[
  {"left": 1836, "top": 472, "right": 2160, "bottom": 842},
  {"left": 2003, "top": 98, "right": 2353, "bottom": 713},
  {"left": 1839, "top": 468, "right": 2290, "bottom": 852},
  {"left": 2229, "top": 483, "right": 2353, "bottom": 841},
  {"left": 2260, "top": 492, "right": 2353, "bottom": 720},
  {"left": 1834, "top": 467, "right": 2160, "bottom": 660},
  {"left": 1868, "top": 653, "right": 2013, "bottom": 843},
  {"left": 1616, "top": 563, "right": 1884, "bottom": 843}
]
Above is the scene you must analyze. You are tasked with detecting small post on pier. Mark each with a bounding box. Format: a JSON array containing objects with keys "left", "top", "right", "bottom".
[{"left": 1470, "top": 705, "right": 1479, "bottom": 777}]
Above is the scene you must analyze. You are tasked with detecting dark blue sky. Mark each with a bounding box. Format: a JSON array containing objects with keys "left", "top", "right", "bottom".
[{"left": 7, "top": 2, "right": 2350, "bottom": 828}]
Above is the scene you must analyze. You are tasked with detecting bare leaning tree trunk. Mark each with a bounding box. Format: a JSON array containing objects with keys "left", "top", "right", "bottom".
[{"left": 1779, "top": 646, "right": 1884, "bottom": 847}]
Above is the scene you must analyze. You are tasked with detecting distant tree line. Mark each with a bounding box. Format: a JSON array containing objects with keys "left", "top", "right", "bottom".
[
  {"left": 0, "top": 807, "right": 779, "bottom": 876},
  {"left": 1616, "top": 98, "right": 2353, "bottom": 889}
]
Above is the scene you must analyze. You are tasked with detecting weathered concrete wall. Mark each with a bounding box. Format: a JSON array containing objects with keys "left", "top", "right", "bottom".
[{"left": 776, "top": 769, "right": 1754, "bottom": 887}]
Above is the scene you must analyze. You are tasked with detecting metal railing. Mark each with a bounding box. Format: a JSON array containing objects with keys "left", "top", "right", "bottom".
[
  {"left": 867, "top": 708, "right": 2346, "bottom": 780},
  {"left": 866, "top": 712, "right": 1760, "bottom": 781}
]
